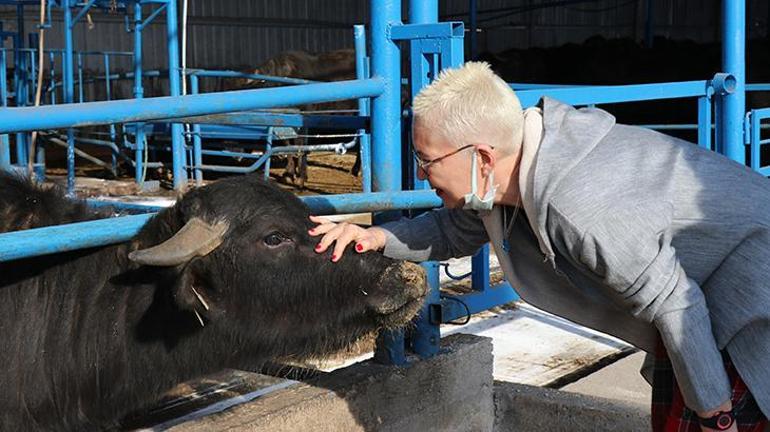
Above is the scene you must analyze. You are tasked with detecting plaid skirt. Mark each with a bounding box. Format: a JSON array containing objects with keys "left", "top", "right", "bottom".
[{"left": 651, "top": 342, "right": 768, "bottom": 432}]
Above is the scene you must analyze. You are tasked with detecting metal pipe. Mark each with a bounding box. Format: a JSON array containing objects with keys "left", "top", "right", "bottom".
[
  {"left": 0, "top": 79, "right": 385, "bottom": 133},
  {"left": 190, "top": 74, "right": 203, "bottom": 185},
  {"left": 195, "top": 139, "right": 358, "bottom": 174},
  {"left": 697, "top": 95, "right": 712, "bottom": 150},
  {"left": 0, "top": 189, "right": 443, "bottom": 263},
  {"left": 722, "top": 0, "right": 746, "bottom": 163},
  {"left": 410, "top": 0, "right": 438, "bottom": 22},
  {"left": 187, "top": 69, "right": 316, "bottom": 86},
  {"left": 371, "top": 0, "right": 405, "bottom": 366},
  {"left": 63, "top": 0, "right": 76, "bottom": 194},
  {"left": 71, "top": 0, "right": 97, "bottom": 26},
  {"left": 142, "top": 2, "right": 168, "bottom": 28},
  {"left": 14, "top": 6, "right": 29, "bottom": 167},
  {"left": 370, "top": 0, "right": 402, "bottom": 197},
  {"left": 516, "top": 80, "right": 717, "bottom": 108},
  {"left": 133, "top": 2, "right": 146, "bottom": 185},
  {"left": 77, "top": 52, "right": 83, "bottom": 102},
  {"left": 0, "top": 49, "right": 7, "bottom": 170},
  {"left": 165, "top": 0, "right": 187, "bottom": 190},
  {"left": 104, "top": 53, "right": 116, "bottom": 168},
  {"left": 47, "top": 51, "right": 55, "bottom": 104},
  {"left": 46, "top": 136, "right": 113, "bottom": 173},
  {"left": 354, "top": 24, "right": 372, "bottom": 193},
  {"left": 0, "top": 49, "right": 7, "bottom": 107},
  {"left": 133, "top": 3, "right": 144, "bottom": 100}
]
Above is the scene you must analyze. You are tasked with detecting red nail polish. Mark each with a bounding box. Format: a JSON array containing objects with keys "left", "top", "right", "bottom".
[
  {"left": 355, "top": 244, "right": 363, "bottom": 252},
  {"left": 315, "top": 245, "right": 322, "bottom": 251},
  {"left": 331, "top": 255, "right": 337, "bottom": 261}
]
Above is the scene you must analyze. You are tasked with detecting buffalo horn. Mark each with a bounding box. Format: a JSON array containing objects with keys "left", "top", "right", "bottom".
[{"left": 128, "top": 217, "right": 229, "bottom": 266}]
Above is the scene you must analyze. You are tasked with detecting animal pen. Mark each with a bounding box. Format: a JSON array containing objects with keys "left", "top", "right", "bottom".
[{"left": 0, "top": 0, "right": 767, "bottom": 423}]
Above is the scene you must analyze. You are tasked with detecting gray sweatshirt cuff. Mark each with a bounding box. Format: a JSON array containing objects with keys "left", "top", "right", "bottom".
[{"left": 380, "top": 220, "right": 434, "bottom": 262}]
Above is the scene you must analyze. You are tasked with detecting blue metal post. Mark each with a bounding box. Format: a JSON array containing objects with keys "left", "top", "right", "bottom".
[
  {"left": 15, "top": 4, "right": 29, "bottom": 167},
  {"left": 27, "top": 36, "right": 36, "bottom": 103},
  {"left": 165, "top": 0, "right": 188, "bottom": 190},
  {"left": 104, "top": 54, "right": 117, "bottom": 172},
  {"left": 370, "top": 0, "right": 403, "bottom": 197},
  {"left": 133, "top": 2, "right": 146, "bottom": 185},
  {"left": 0, "top": 48, "right": 8, "bottom": 171},
  {"left": 371, "top": 0, "right": 405, "bottom": 366},
  {"left": 264, "top": 129, "right": 273, "bottom": 181},
  {"left": 77, "top": 53, "right": 83, "bottom": 102},
  {"left": 190, "top": 74, "right": 203, "bottom": 185},
  {"left": 410, "top": 0, "right": 438, "bottom": 21},
  {"left": 407, "top": 0, "right": 443, "bottom": 359},
  {"left": 63, "top": 0, "right": 76, "bottom": 194},
  {"left": 48, "top": 51, "right": 56, "bottom": 104},
  {"left": 354, "top": 25, "right": 372, "bottom": 193},
  {"left": 133, "top": 2, "right": 144, "bottom": 101},
  {"left": 722, "top": 0, "right": 746, "bottom": 164},
  {"left": 472, "top": 245, "right": 490, "bottom": 290},
  {"left": 698, "top": 95, "right": 712, "bottom": 150}
]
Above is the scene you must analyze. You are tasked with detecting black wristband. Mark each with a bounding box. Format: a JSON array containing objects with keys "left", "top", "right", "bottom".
[{"left": 697, "top": 410, "right": 735, "bottom": 431}]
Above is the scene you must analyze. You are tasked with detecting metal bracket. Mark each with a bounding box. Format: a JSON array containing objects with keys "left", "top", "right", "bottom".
[{"left": 390, "top": 22, "right": 464, "bottom": 41}]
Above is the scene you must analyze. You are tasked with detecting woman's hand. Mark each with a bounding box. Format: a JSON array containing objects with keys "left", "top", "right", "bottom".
[{"left": 308, "top": 216, "right": 388, "bottom": 262}]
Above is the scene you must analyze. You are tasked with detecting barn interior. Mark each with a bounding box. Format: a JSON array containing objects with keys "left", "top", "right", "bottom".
[{"left": 1, "top": 1, "right": 768, "bottom": 430}]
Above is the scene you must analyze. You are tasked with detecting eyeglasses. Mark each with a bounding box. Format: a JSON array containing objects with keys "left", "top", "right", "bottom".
[{"left": 412, "top": 144, "right": 476, "bottom": 171}]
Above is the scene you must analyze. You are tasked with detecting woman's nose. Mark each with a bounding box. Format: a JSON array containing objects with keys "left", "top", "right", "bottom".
[{"left": 416, "top": 166, "right": 427, "bottom": 180}]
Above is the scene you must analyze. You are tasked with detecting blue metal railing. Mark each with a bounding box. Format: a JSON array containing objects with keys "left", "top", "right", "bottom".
[
  {"left": 0, "top": 189, "right": 443, "bottom": 262},
  {"left": 749, "top": 107, "right": 770, "bottom": 176}
]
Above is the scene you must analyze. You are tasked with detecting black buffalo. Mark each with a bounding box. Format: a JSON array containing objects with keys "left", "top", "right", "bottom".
[{"left": 0, "top": 173, "right": 427, "bottom": 431}]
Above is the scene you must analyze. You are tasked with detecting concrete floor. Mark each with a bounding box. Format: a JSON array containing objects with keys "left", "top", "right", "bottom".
[{"left": 562, "top": 351, "right": 651, "bottom": 409}]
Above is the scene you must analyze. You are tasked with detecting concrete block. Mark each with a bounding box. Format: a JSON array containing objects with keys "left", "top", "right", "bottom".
[
  {"left": 494, "top": 381, "right": 650, "bottom": 432},
  {"left": 165, "top": 333, "right": 494, "bottom": 432}
]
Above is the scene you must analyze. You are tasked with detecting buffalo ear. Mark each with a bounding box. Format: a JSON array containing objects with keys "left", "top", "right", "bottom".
[{"left": 171, "top": 262, "right": 216, "bottom": 326}]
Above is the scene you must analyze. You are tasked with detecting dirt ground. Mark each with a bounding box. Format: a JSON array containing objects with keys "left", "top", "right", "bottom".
[
  {"left": 44, "top": 151, "right": 363, "bottom": 198},
  {"left": 272, "top": 152, "right": 363, "bottom": 196}
]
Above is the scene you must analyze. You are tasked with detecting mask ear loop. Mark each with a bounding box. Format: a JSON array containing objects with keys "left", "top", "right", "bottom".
[{"left": 470, "top": 150, "right": 479, "bottom": 198}]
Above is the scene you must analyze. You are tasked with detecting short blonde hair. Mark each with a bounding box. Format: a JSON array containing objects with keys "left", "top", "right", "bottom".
[{"left": 412, "top": 62, "right": 523, "bottom": 156}]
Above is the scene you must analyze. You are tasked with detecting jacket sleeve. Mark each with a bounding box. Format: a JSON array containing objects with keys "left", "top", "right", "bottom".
[
  {"left": 378, "top": 208, "right": 489, "bottom": 262},
  {"left": 552, "top": 203, "right": 731, "bottom": 413}
]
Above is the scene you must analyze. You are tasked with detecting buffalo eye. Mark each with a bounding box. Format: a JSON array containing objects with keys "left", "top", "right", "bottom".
[{"left": 263, "top": 232, "right": 290, "bottom": 247}]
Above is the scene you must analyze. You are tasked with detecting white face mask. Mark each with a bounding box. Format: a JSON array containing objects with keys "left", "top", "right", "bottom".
[{"left": 463, "top": 150, "right": 497, "bottom": 212}]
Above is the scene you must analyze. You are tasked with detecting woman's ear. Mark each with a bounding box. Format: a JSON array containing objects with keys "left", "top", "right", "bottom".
[{"left": 476, "top": 144, "right": 496, "bottom": 177}]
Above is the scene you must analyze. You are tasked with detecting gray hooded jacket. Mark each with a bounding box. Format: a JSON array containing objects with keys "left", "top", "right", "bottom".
[{"left": 380, "top": 98, "right": 770, "bottom": 415}]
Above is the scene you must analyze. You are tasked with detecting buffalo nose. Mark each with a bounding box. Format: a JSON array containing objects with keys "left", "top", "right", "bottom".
[
  {"left": 370, "top": 261, "right": 428, "bottom": 315},
  {"left": 394, "top": 261, "right": 428, "bottom": 298}
]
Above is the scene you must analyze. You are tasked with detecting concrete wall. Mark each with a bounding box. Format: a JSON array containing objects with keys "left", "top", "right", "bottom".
[
  {"left": 149, "top": 333, "right": 657, "bottom": 432},
  {"left": 164, "top": 333, "right": 495, "bottom": 432}
]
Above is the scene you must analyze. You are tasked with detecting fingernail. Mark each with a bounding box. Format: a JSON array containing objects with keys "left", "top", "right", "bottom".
[
  {"left": 308, "top": 229, "right": 315, "bottom": 234},
  {"left": 355, "top": 244, "right": 363, "bottom": 252},
  {"left": 331, "top": 254, "right": 338, "bottom": 262},
  {"left": 315, "top": 245, "right": 322, "bottom": 252}
]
